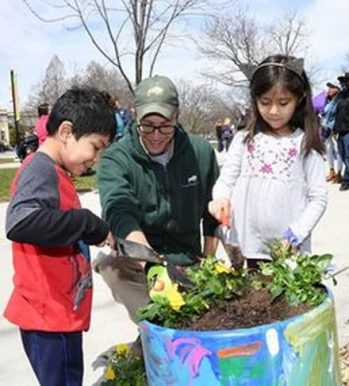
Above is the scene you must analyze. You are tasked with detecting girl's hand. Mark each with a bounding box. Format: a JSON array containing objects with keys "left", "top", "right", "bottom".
[
  {"left": 208, "top": 198, "right": 231, "bottom": 223},
  {"left": 282, "top": 228, "right": 301, "bottom": 253},
  {"left": 98, "top": 231, "right": 115, "bottom": 248}
]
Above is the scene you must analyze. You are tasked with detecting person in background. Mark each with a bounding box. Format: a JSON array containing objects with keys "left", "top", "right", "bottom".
[
  {"left": 208, "top": 54, "right": 327, "bottom": 269},
  {"left": 322, "top": 81, "right": 342, "bottom": 183},
  {"left": 94, "top": 75, "right": 219, "bottom": 328},
  {"left": 114, "top": 97, "right": 133, "bottom": 140},
  {"left": 221, "top": 117, "right": 234, "bottom": 151},
  {"left": 4, "top": 87, "right": 116, "bottom": 386},
  {"left": 334, "top": 72, "right": 349, "bottom": 191},
  {"left": 34, "top": 103, "right": 49, "bottom": 145},
  {"left": 215, "top": 118, "right": 224, "bottom": 152}
]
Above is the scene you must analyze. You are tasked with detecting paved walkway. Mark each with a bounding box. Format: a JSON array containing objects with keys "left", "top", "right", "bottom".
[
  {"left": 1, "top": 174, "right": 349, "bottom": 385},
  {"left": 0, "top": 151, "right": 20, "bottom": 169}
]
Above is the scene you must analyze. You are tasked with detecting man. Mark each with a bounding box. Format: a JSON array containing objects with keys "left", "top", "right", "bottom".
[
  {"left": 334, "top": 73, "right": 349, "bottom": 191},
  {"left": 94, "top": 75, "right": 219, "bottom": 324}
]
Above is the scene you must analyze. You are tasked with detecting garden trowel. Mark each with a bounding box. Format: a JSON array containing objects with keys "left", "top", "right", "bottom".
[
  {"left": 217, "top": 207, "right": 245, "bottom": 270},
  {"left": 112, "top": 237, "right": 195, "bottom": 289}
]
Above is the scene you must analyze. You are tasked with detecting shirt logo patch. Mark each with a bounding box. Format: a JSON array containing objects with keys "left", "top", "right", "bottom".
[
  {"left": 188, "top": 175, "right": 197, "bottom": 184},
  {"left": 182, "top": 174, "right": 198, "bottom": 187}
]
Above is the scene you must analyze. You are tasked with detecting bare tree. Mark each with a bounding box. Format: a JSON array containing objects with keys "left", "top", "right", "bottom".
[
  {"left": 177, "top": 81, "right": 239, "bottom": 134},
  {"left": 266, "top": 11, "right": 308, "bottom": 56},
  {"left": 26, "top": 55, "right": 67, "bottom": 110},
  {"left": 199, "top": 4, "right": 309, "bottom": 87},
  {"left": 26, "top": 57, "right": 134, "bottom": 111},
  {"left": 23, "top": 0, "right": 211, "bottom": 94},
  {"left": 70, "top": 61, "right": 132, "bottom": 104}
]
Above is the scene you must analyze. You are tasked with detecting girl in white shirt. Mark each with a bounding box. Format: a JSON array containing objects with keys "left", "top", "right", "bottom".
[{"left": 209, "top": 54, "right": 327, "bottom": 268}]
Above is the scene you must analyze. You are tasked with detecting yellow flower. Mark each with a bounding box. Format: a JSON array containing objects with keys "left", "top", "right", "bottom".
[
  {"left": 214, "top": 262, "right": 235, "bottom": 275},
  {"left": 115, "top": 343, "right": 130, "bottom": 356},
  {"left": 105, "top": 366, "right": 116, "bottom": 380},
  {"left": 166, "top": 285, "right": 185, "bottom": 311}
]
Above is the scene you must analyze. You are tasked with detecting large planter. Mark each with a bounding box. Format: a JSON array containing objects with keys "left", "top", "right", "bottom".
[{"left": 140, "top": 290, "right": 341, "bottom": 385}]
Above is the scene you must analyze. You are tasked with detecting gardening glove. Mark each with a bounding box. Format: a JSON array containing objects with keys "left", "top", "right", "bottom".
[
  {"left": 146, "top": 264, "right": 185, "bottom": 311},
  {"left": 283, "top": 228, "right": 301, "bottom": 247}
]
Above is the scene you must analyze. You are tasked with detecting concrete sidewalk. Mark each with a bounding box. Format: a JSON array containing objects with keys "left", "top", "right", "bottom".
[{"left": 1, "top": 184, "right": 349, "bottom": 385}]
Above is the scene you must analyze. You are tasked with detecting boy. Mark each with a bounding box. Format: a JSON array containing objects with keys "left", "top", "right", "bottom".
[{"left": 4, "top": 87, "right": 116, "bottom": 386}]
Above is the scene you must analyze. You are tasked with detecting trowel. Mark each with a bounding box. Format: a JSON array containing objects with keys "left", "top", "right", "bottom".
[
  {"left": 217, "top": 207, "right": 245, "bottom": 270},
  {"left": 107, "top": 237, "right": 195, "bottom": 288}
]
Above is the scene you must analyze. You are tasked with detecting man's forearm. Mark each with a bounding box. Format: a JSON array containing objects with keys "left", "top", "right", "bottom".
[{"left": 203, "top": 235, "right": 219, "bottom": 257}]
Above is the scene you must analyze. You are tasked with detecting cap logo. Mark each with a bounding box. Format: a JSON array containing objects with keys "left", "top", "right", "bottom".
[{"left": 147, "top": 86, "right": 164, "bottom": 97}]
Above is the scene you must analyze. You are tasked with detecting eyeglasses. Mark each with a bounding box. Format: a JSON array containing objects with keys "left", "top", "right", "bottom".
[{"left": 138, "top": 123, "right": 175, "bottom": 135}]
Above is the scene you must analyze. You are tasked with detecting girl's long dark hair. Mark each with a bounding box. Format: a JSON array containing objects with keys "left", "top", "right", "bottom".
[{"left": 245, "top": 54, "right": 324, "bottom": 156}]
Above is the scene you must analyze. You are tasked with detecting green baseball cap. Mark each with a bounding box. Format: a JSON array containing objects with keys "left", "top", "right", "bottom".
[{"left": 135, "top": 75, "right": 179, "bottom": 120}]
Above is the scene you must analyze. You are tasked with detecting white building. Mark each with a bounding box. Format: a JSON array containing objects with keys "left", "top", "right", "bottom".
[{"left": 0, "top": 109, "right": 10, "bottom": 144}]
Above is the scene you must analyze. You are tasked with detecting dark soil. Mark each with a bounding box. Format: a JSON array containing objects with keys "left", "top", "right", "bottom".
[{"left": 181, "top": 287, "right": 312, "bottom": 331}]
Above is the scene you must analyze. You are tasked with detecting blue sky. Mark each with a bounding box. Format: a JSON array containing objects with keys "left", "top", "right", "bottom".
[{"left": 1, "top": 0, "right": 348, "bottom": 110}]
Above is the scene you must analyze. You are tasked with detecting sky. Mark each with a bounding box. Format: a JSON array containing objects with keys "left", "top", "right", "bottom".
[{"left": 1, "top": 0, "right": 348, "bottom": 110}]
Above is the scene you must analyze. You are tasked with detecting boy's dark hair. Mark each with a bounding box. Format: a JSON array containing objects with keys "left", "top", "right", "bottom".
[
  {"left": 246, "top": 54, "right": 324, "bottom": 156},
  {"left": 37, "top": 103, "right": 49, "bottom": 117},
  {"left": 100, "top": 90, "right": 115, "bottom": 108},
  {"left": 46, "top": 87, "right": 116, "bottom": 141}
]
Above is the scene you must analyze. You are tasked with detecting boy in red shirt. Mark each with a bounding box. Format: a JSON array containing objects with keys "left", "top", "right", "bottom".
[{"left": 4, "top": 87, "right": 115, "bottom": 386}]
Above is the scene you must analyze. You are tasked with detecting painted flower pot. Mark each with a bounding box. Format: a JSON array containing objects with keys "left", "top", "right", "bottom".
[{"left": 140, "top": 290, "right": 341, "bottom": 385}]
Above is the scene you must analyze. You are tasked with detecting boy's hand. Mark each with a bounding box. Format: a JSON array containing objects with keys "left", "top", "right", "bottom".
[
  {"left": 98, "top": 231, "right": 115, "bottom": 248},
  {"left": 208, "top": 198, "right": 231, "bottom": 222}
]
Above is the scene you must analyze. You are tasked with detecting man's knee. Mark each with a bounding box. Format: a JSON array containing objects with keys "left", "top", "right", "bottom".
[{"left": 93, "top": 252, "right": 150, "bottom": 322}]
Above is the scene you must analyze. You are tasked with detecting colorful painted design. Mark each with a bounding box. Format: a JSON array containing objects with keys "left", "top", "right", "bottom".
[{"left": 140, "top": 292, "right": 341, "bottom": 385}]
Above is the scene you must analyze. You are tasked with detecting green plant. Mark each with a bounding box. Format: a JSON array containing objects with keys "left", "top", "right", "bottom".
[
  {"left": 257, "top": 240, "right": 335, "bottom": 306},
  {"left": 138, "top": 256, "right": 247, "bottom": 328},
  {"left": 100, "top": 344, "right": 147, "bottom": 386},
  {"left": 138, "top": 241, "right": 335, "bottom": 329}
]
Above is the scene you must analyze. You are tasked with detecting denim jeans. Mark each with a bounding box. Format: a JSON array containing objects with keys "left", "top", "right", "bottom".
[
  {"left": 326, "top": 135, "right": 343, "bottom": 172},
  {"left": 337, "top": 132, "right": 349, "bottom": 183},
  {"left": 20, "top": 329, "right": 83, "bottom": 386}
]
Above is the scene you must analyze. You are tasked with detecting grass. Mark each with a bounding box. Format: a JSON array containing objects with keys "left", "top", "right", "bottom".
[
  {"left": 0, "top": 168, "right": 97, "bottom": 202},
  {"left": 0, "top": 169, "right": 17, "bottom": 202},
  {"left": 74, "top": 171, "right": 97, "bottom": 193}
]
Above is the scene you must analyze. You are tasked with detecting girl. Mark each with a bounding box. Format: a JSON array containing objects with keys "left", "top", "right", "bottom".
[{"left": 209, "top": 54, "right": 328, "bottom": 268}]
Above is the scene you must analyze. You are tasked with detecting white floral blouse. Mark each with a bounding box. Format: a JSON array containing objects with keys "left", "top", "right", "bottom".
[{"left": 213, "top": 129, "right": 328, "bottom": 260}]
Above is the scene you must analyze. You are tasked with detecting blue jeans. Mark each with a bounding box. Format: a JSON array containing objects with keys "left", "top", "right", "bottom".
[
  {"left": 326, "top": 135, "right": 343, "bottom": 172},
  {"left": 20, "top": 329, "right": 83, "bottom": 386},
  {"left": 337, "top": 133, "right": 349, "bottom": 184}
]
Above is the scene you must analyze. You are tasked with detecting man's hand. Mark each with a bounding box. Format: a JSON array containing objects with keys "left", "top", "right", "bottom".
[{"left": 125, "top": 230, "right": 153, "bottom": 269}]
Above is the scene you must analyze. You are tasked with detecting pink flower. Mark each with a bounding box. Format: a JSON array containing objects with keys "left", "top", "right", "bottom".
[
  {"left": 247, "top": 143, "right": 255, "bottom": 153},
  {"left": 260, "top": 163, "right": 273, "bottom": 174},
  {"left": 288, "top": 147, "right": 297, "bottom": 157}
]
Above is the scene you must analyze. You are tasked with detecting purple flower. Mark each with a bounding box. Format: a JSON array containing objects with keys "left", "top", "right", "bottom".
[
  {"left": 288, "top": 147, "right": 298, "bottom": 157},
  {"left": 247, "top": 143, "right": 255, "bottom": 153},
  {"left": 260, "top": 163, "right": 273, "bottom": 174}
]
